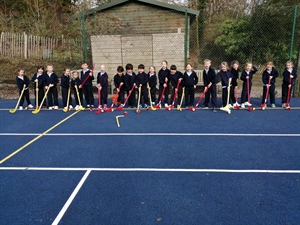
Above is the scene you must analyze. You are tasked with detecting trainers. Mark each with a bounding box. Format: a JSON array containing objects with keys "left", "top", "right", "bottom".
[
  {"left": 91, "top": 105, "right": 94, "bottom": 108},
  {"left": 87, "top": 104, "right": 90, "bottom": 108},
  {"left": 75, "top": 105, "right": 80, "bottom": 110},
  {"left": 271, "top": 104, "right": 276, "bottom": 108},
  {"left": 228, "top": 104, "right": 233, "bottom": 108},
  {"left": 152, "top": 102, "right": 155, "bottom": 106},
  {"left": 144, "top": 104, "right": 148, "bottom": 108},
  {"left": 49, "top": 106, "right": 53, "bottom": 110},
  {"left": 19, "top": 106, "right": 23, "bottom": 110},
  {"left": 54, "top": 106, "right": 58, "bottom": 110},
  {"left": 98, "top": 105, "right": 102, "bottom": 109},
  {"left": 282, "top": 103, "right": 286, "bottom": 108},
  {"left": 241, "top": 103, "right": 245, "bottom": 109},
  {"left": 69, "top": 105, "right": 73, "bottom": 109},
  {"left": 139, "top": 104, "right": 143, "bottom": 108},
  {"left": 212, "top": 108, "right": 217, "bottom": 113},
  {"left": 103, "top": 104, "right": 107, "bottom": 109},
  {"left": 164, "top": 103, "right": 168, "bottom": 108},
  {"left": 28, "top": 104, "right": 34, "bottom": 109}
]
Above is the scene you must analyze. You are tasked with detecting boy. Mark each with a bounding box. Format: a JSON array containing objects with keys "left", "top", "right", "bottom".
[
  {"left": 202, "top": 59, "right": 217, "bottom": 112},
  {"left": 31, "top": 65, "right": 46, "bottom": 108},
  {"left": 113, "top": 66, "right": 125, "bottom": 106},
  {"left": 16, "top": 68, "right": 34, "bottom": 110},
  {"left": 136, "top": 64, "right": 149, "bottom": 108},
  {"left": 44, "top": 64, "right": 59, "bottom": 109},
  {"left": 124, "top": 63, "right": 136, "bottom": 108},
  {"left": 262, "top": 61, "right": 278, "bottom": 108},
  {"left": 169, "top": 65, "right": 183, "bottom": 107},
  {"left": 80, "top": 62, "right": 94, "bottom": 108},
  {"left": 148, "top": 66, "right": 157, "bottom": 105},
  {"left": 71, "top": 71, "right": 83, "bottom": 110},
  {"left": 183, "top": 63, "right": 198, "bottom": 108},
  {"left": 97, "top": 65, "right": 108, "bottom": 109},
  {"left": 158, "top": 60, "right": 170, "bottom": 107},
  {"left": 61, "top": 68, "right": 72, "bottom": 109}
]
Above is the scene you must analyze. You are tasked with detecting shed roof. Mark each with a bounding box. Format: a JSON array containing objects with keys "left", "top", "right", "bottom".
[{"left": 86, "top": 0, "right": 199, "bottom": 17}]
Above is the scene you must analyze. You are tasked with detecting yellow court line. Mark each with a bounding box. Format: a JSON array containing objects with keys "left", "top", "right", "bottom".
[{"left": 0, "top": 111, "right": 80, "bottom": 164}]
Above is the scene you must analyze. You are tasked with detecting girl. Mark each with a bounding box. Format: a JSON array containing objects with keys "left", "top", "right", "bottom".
[
  {"left": 71, "top": 71, "right": 83, "bottom": 110},
  {"left": 97, "top": 64, "right": 108, "bottom": 109},
  {"left": 230, "top": 60, "right": 240, "bottom": 107},
  {"left": 16, "top": 68, "right": 34, "bottom": 110},
  {"left": 31, "top": 65, "right": 46, "bottom": 108},
  {"left": 282, "top": 61, "right": 297, "bottom": 107},
  {"left": 61, "top": 68, "right": 73, "bottom": 110},
  {"left": 183, "top": 63, "right": 198, "bottom": 108},
  {"left": 261, "top": 61, "right": 279, "bottom": 108},
  {"left": 240, "top": 62, "right": 258, "bottom": 108},
  {"left": 202, "top": 59, "right": 217, "bottom": 112},
  {"left": 158, "top": 60, "right": 170, "bottom": 107},
  {"left": 44, "top": 64, "right": 59, "bottom": 110},
  {"left": 148, "top": 66, "right": 157, "bottom": 106},
  {"left": 218, "top": 62, "right": 232, "bottom": 108}
]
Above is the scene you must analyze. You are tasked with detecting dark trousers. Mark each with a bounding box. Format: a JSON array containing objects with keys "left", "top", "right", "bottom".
[
  {"left": 282, "top": 83, "right": 291, "bottom": 103},
  {"left": 230, "top": 85, "right": 237, "bottom": 104},
  {"left": 159, "top": 84, "right": 169, "bottom": 104},
  {"left": 139, "top": 85, "right": 149, "bottom": 105},
  {"left": 150, "top": 87, "right": 156, "bottom": 103},
  {"left": 241, "top": 81, "right": 252, "bottom": 103},
  {"left": 185, "top": 86, "right": 195, "bottom": 107},
  {"left": 262, "top": 84, "right": 275, "bottom": 104},
  {"left": 117, "top": 89, "right": 125, "bottom": 104},
  {"left": 19, "top": 89, "right": 31, "bottom": 107},
  {"left": 47, "top": 87, "right": 58, "bottom": 107},
  {"left": 222, "top": 86, "right": 230, "bottom": 107},
  {"left": 170, "top": 86, "right": 183, "bottom": 106},
  {"left": 73, "top": 88, "right": 83, "bottom": 105},
  {"left": 61, "top": 87, "right": 72, "bottom": 107},
  {"left": 100, "top": 87, "right": 108, "bottom": 105},
  {"left": 204, "top": 84, "right": 217, "bottom": 108},
  {"left": 127, "top": 89, "right": 136, "bottom": 107},
  {"left": 34, "top": 88, "right": 46, "bottom": 106},
  {"left": 83, "top": 85, "right": 94, "bottom": 106}
]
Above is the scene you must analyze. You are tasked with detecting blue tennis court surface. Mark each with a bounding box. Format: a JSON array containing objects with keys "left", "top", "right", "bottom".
[{"left": 1, "top": 99, "right": 300, "bottom": 225}]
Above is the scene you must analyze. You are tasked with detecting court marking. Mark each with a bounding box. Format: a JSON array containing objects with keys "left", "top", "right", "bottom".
[
  {"left": 0, "top": 133, "right": 300, "bottom": 137},
  {"left": 52, "top": 169, "right": 91, "bottom": 225},
  {"left": 0, "top": 111, "right": 80, "bottom": 164},
  {"left": 0, "top": 167, "right": 300, "bottom": 174}
]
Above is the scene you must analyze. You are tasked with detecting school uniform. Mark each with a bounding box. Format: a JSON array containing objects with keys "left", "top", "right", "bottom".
[
  {"left": 136, "top": 72, "right": 149, "bottom": 106},
  {"left": 81, "top": 69, "right": 94, "bottom": 107},
  {"left": 44, "top": 72, "right": 59, "bottom": 108},
  {"left": 97, "top": 71, "right": 108, "bottom": 106},
  {"left": 262, "top": 67, "right": 279, "bottom": 105},
  {"left": 114, "top": 74, "right": 125, "bottom": 104},
  {"left": 203, "top": 67, "right": 217, "bottom": 108},
  {"left": 282, "top": 68, "right": 297, "bottom": 104},
  {"left": 240, "top": 67, "right": 258, "bottom": 104},
  {"left": 183, "top": 70, "right": 198, "bottom": 107},
  {"left": 219, "top": 70, "right": 233, "bottom": 107},
  {"left": 158, "top": 68, "right": 170, "bottom": 105},
  {"left": 16, "top": 75, "right": 32, "bottom": 107},
  {"left": 230, "top": 68, "right": 240, "bottom": 104},
  {"left": 169, "top": 71, "right": 183, "bottom": 106},
  {"left": 31, "top": 73, "right": 46, "bottom": 107},
  {"left": 124, "top": 72, "right": 136, "bottom": 107},
  {"left": 148, "top": 73, "right": 157, "bottom": 104},
  {"left": 61, "top": 74, "right": 72, "bottom": 107},
  {"left": 71, "top": 78, "right": 83, "bottom": 106}
]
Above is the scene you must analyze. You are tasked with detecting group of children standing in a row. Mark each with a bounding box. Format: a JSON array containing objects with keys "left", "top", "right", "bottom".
[{"left": 15, "top": 59, "right": 297, "bottom": 111}]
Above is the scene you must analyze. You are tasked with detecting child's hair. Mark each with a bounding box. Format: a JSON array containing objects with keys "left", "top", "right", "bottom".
[
  {"left": 186, "top": 63, "right": 192, "bottom": 67},
  {"left": 149, "top": 66, "right": 156, "bottom": 71},
  {"left": 117, "top": 66, "right": 124, "bottom": 73},
  {"left": 231, "top": 60, "right": 239, "bottom": 68},
  {"left": 220, "top": 61, "right": 229, "bottom": 70},
  {"left": 245, "top": 62, "right": 253, "bottom": 69},
  {"left": 162, "top": 60, "right": 168, "bottom": 65},
  {"left": 81, "top": 61, "right": 88, "bottom": 65},
  {"left": 125, "top": 63, "right": 133, "bottom": 70},
  {"left": 266, "top": 61, "right": 274, "bottom": 67},
  {"left": 170, "top": 65, "right": 177, "bottom": 70},
  {"left": 37, "top": 65, "right": 44, "bottom": 71},
  {"left": 64, "top": 68, "right": 70, "bottom": 72},
  {"left": 286, "top": 61, "right": 294, "bottom": 66},
  {"left": 72, "top": 71, "right": 79, "bottom": 77},
  {"left": 18, "top": 68, "right": 24, "bottom": 72},
  {"left": 138, "top": 64, "right": 145, "bottom": 69},
  {"left": 204, "top": 59, "right": 212, "bottom": 64}
]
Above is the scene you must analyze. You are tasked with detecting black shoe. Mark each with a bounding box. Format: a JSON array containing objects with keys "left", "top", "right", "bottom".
[{"left": 212, "top": 108, "right": 217, "bottom": 113}]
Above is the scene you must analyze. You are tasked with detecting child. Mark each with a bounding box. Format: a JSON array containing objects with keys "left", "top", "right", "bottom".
[
  {"left": 202, "top": 59, "right": 217, "bottom": 112},
  {"left": 44, "top": 64, "right": 59, "bottom": 109},
  {"left": 240, "top": 62, "right": 258, "bottom": 108},
  {"left": 230, "top": 60, "right": 240, "bottom": 107},
  {"left": 71, "top": 71, "right": 83, "bottom": 110},
  {"left": 183, "top": 63, "right": 198, "bottom": 108},
  {"left": 169, "top": 65, "right": 183, "bottom": 107},
  {"left": 16, "top": 68, "right": 34, "bottom": 110},
  {"left": 158, "top": 60, "right": 170, "bottom": 107},
  {"left": 148, "top": 66, "right": 157, "bottom": 106},
  {"left": 31, "top": 65, "right": 46, "bottom": 108},
  {"left": 218, "top": 62, "right": 232, "bottom": 107},
  {"left": 262, "top": 61, "right": 279, "bottom": 108},
  {"left": 80, "top": 62, "right": 94, "bottom": 108},
  {"left": 136, "top": 64, "right": 149, "bottom": 108},
  {"left": 61, "top": 68, "right": 72, "bottom": 109},
  {"left": 97, "top": 65, "right": 108, "bottom": 109},
  {"left": 124, "top": 63, "right": 136, "bottom": 108},
  {"left": 113, "top": 66, "right": 125, "bottom": 106},
  {"left": 282, "top": 61, "right": 297, "bottom": 107}
]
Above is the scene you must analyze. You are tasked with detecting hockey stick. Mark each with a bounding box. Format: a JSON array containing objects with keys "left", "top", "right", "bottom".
[
  {"left": 154, "top": 82, "right": 167, "bottom": 109},
  {"left": 147, "top": 83, "right": 156, "bottom": 111},
  {"left": 75, "top": 86, "right": 85, "bottom": 111},
  {"left": 9, "top": 86, "right": 26, "bottom": 114},
  {"left": 136, "top": 86, "right": 141, "bottom": 113},
  {"left": 220, "top": 82, "right": 231, "bottom": 114},
  {"left": 106, "top": 84, "right": 123, "bottom": 112},
  {"left": 286, "top": 77, "right": 292, "bottom": 110},
  {"left": 177, "top": 87, "right": 185, "bottom": 111},
  {"left": 166, "top": 79, "right": 180, "bottom": 110},
  {"left": 190, "top": 86, "right": 209, "bottom": 111},
  {"left": 116, "top": 85, "right": 135, "bottom": 111},
  {"left": 63, "top": 87, "right": 71, "bottom": 112},
  {"left": 35, "top": 81, "right": 38, "bottom": 109},
  {"left": 32, "top": 87, "right": 51, "bottom": 114},
  {"left": 261, "top": 77, "right": 271, "bottom": 110}
]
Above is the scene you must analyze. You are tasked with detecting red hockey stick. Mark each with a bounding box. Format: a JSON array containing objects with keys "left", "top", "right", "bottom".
[
  {"left": 106, "top": 84, "right": 123, "bottom": 112},
  {"left": 261, "top": 77, "right": 271, "bottom": 110},
  {"left": 190, "top": 86, "right": 209, "bottom": 111},
  {"left": 116, "top": 85, "right": 135, "bottom": 110},
  {"left": 286, "top": 77, "right": 292, "bottom": 110},
  {"left": 166, "top": 80, "right": 180, "bottom": 110},
  {"left": 154, "top": 82, "right": 168, "bottom": 109}
]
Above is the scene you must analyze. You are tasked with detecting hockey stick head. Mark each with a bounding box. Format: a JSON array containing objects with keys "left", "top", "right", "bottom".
[{"left": 105, "top": 108, "right": 114, "bottom": 112}]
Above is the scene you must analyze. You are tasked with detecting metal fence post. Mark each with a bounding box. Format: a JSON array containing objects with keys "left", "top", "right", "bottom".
[
  {"left": 184, "top": 9, "right": 188, "bottom": 66},
  {"left": 81, "top": 11, "right": 88, "bottom": 62},
  {"left": 289, "top": 5, "right": 298, "bottom": 61}
]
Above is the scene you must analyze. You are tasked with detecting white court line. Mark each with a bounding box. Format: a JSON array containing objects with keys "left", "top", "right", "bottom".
[
  {"left": 52, "top": 169, "right": 91, "bottom": 225},
  {"left": 0, "top": 167, "right": 300, "bottom": 174},
  {"left": 0, "top": 133, "right": 300, "bottom": 137}
]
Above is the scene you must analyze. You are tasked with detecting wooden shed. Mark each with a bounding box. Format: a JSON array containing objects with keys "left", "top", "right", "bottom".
[{"left": 86, "top": 0, "right": 199, "bottom": 80}]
